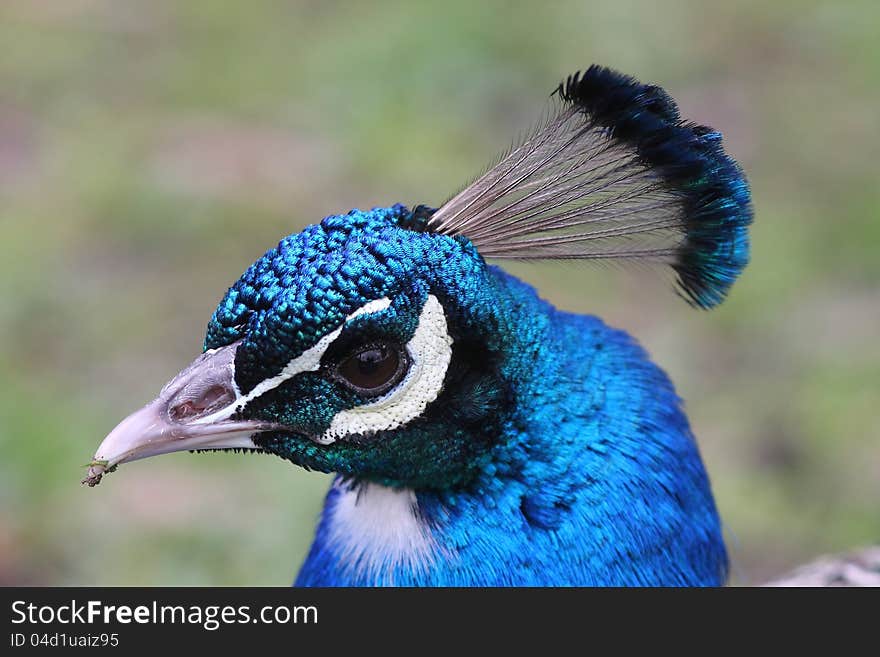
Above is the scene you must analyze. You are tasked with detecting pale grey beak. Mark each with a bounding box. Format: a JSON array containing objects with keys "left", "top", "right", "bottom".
[{"left": 83, "top": 342, "right": 278, "bottom": 486}]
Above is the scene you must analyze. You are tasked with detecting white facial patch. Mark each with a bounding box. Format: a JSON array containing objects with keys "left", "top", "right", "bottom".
[
  {"left": 327, "top": 481, "right": 437, "bottom": 580},
  {"left": 318, "top": 294, "right": 453, "bottom": 444},
  {"left": 192, "top": 297, "right": 392, "bottom": 426}
]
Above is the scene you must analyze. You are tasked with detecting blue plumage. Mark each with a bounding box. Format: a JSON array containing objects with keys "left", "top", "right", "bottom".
[
  {"left": 296, "top": 261, "right": 726, "bottom": 585},
  {"left": 85, "top": 66, "right": 751, "bottom": 587}
]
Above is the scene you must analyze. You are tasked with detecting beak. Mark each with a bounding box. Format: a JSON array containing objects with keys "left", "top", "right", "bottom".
[{"left": 83, "top": 342, "right": 279, "bottom": 486}]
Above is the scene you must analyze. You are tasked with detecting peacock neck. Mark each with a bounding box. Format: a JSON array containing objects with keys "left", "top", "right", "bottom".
[{"left": 296, "top": 284, "right": 728, "bottom": 585}]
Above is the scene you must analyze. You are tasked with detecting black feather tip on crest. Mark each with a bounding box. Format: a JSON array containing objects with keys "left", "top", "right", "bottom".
[
  {"left": 555, "top": 66, "right": 752, "bottom": 308},
  {"left": 427, "top": 64, "right": 753, "bottom": 309}
]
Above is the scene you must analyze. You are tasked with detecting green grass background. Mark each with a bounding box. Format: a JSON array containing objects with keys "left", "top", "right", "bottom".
[{"left": 1, "top": 0, "right": 877, "bottom": 585}]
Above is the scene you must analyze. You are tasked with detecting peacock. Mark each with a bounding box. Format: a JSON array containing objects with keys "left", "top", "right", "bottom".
[{"left": 84, "top": 65, "right": 754, "bottom": 586}]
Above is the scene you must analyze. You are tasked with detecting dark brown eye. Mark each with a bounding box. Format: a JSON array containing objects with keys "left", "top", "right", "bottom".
[{"left": 336, "top": 343, "right": 408, "bottom": 397}]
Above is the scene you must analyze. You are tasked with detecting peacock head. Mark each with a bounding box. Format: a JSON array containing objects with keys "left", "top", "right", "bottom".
[
  {"left": 85, "top": 65, "right": 752, "bottom": 491},
  {"left": 86, "top": 205, "right": 519, "bottom": 489}
]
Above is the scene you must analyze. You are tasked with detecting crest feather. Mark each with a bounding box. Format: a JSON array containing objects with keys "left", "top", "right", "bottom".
[{"left": 426, "top": 65, "right": 752, "bottom": 309}]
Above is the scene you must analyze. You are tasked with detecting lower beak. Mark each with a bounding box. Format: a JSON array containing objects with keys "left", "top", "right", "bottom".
[{"left": 83, "top": 342, "right": 278, "bottom": 486}]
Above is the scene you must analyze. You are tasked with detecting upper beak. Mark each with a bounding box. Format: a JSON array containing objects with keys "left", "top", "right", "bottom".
[{"left": 83, "top": 342, "right": 278, "bottom": 486}]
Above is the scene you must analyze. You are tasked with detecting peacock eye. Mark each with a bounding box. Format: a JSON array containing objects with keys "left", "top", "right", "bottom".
[{"left": 335, "top": 342, "right": 409, "bottom": 397}]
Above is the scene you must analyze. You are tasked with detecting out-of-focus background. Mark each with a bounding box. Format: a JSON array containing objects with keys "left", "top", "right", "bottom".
[{"left": 1, "top": 0, "right": 877, "bottom": 585}]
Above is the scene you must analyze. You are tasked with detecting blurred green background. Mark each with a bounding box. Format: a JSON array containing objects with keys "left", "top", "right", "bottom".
[{"left": 1, "top": 0, "right": 878, "bottom": 585}]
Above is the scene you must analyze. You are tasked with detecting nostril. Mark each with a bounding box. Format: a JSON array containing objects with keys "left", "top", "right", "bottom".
[
  {"left": 169, "top": 385, "right": 235, "bottom": 422},
  {"left": 169, "top": 400, "right": 200, "bottom": 422}
]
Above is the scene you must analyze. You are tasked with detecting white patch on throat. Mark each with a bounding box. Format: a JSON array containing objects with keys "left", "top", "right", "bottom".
[{"left": 327, "top": 481, "right": 436, "bottom": 579}]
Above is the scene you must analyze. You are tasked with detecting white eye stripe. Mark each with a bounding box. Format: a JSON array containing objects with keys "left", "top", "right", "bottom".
[
  {"left": 192, "top": 297, "right": 392, "bottom": 425},
  {"left": 349, "top": 297, "right": 392, "bottom": 318},
  {"left": 318, "top": 294, "right": 453, "bottom": 444}
]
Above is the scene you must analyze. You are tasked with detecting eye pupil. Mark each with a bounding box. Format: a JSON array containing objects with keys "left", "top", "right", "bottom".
[{"left": 337, "top": 343, "right": 406, "bottom": 396}]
